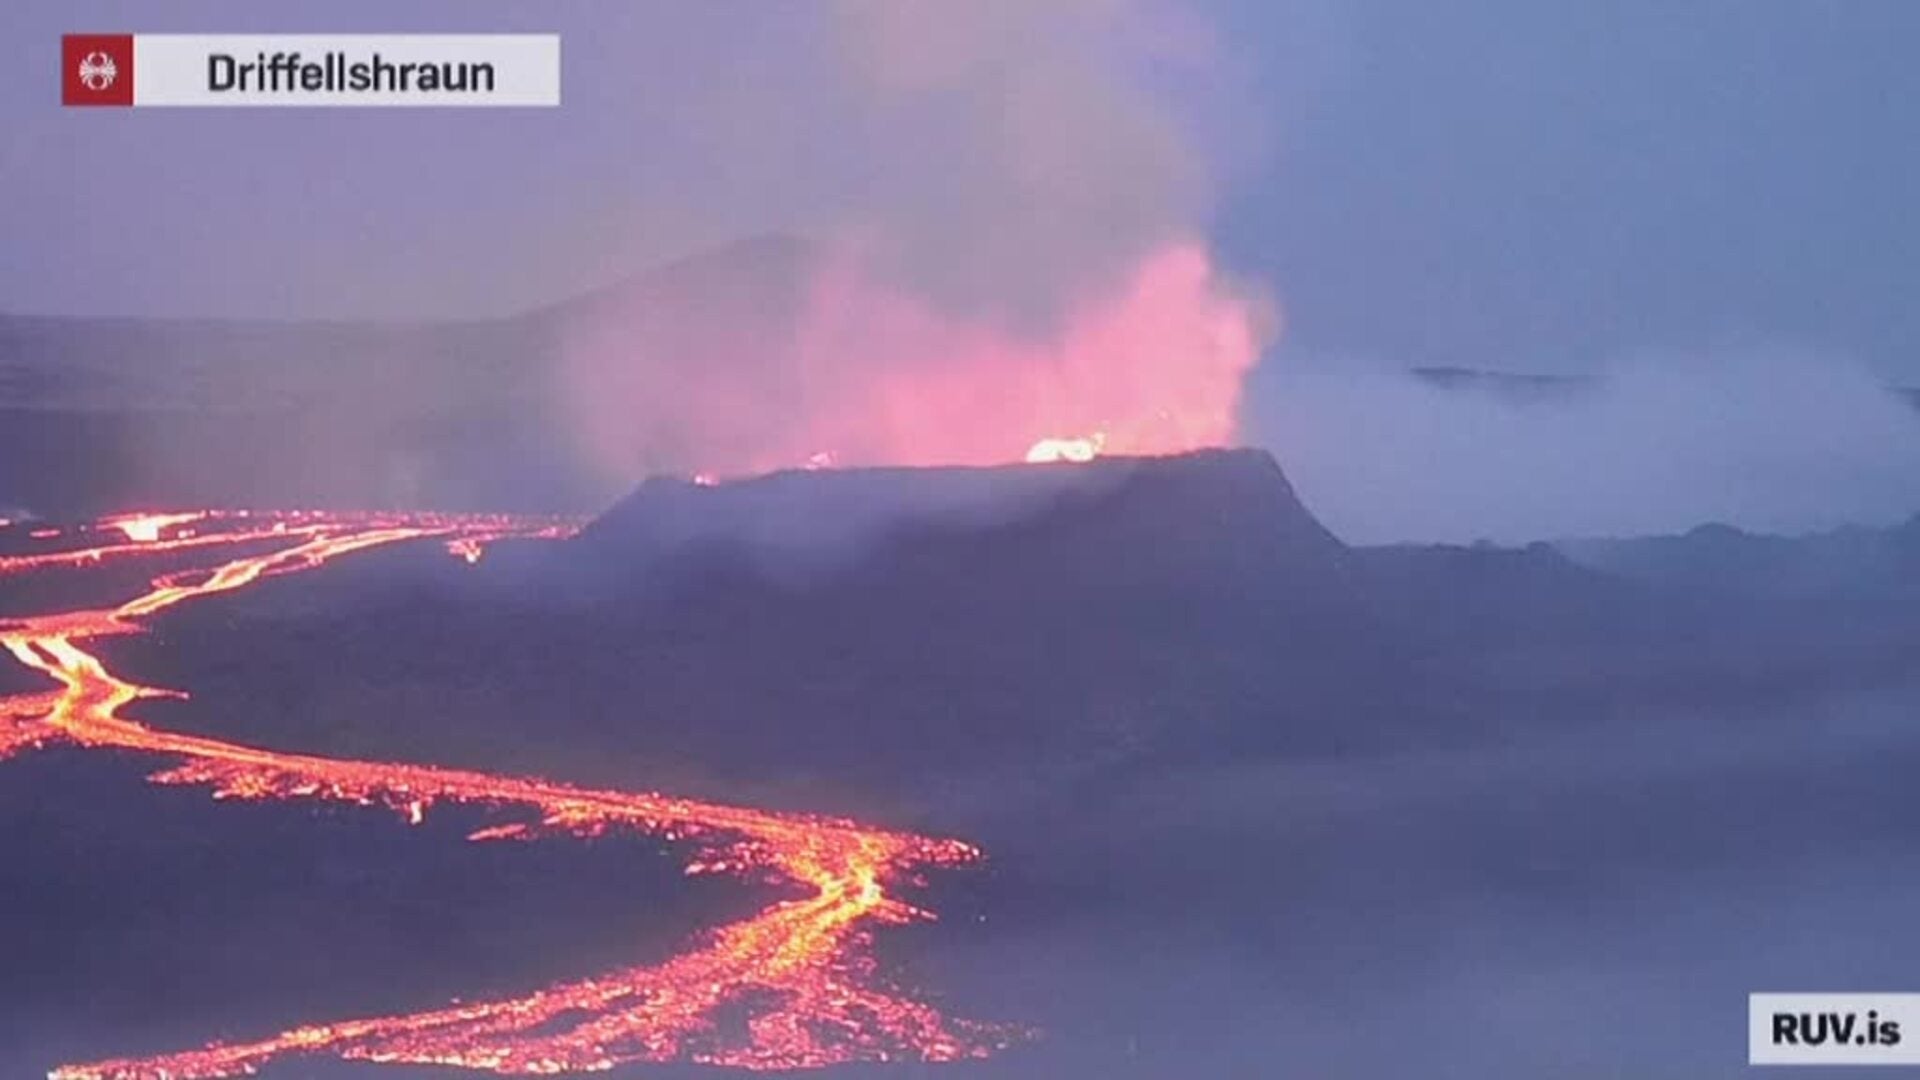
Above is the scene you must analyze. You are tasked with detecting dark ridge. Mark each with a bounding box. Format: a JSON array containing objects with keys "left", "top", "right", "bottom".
[
  {"left": 1557, "top": 515, "right": 1920, "bottom": 601},
  {"left": 1410, "top": 366, "right": 1920, "bottom": 415},
  {"left": 1409, "top": 366, "right": 1590, "bottom": 394},
  {"left": 525, "top": 232, "right": 814, "bottom": 324}
]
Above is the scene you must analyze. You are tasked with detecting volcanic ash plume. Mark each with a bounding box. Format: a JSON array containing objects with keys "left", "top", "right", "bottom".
[{"left": 557, "top": 0, "right": 1273, "bottom": 486}]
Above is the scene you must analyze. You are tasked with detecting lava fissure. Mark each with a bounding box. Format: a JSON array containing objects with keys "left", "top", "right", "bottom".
[{"left": 0, "top": 511, "right": 1011, "bottom": 1079}]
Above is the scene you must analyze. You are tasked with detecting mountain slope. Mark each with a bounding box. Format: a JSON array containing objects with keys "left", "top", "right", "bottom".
[{"left": 0, "top": 236, "right": 819, "bottom": 515}]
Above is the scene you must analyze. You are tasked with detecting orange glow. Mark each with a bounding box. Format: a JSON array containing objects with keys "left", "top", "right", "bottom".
[
  {"left": 104, "top": 511, "right": 206, "bottom": 542},
  {"left": 445, "top": 537, "right": 486, "bottom": 564},
  {"left": 2, "top": 515, "right": 319, "bottom": 576},
  {"left": 1025, "top": 432, "right": 1106, "bottom": 464},
  {"left": 0, "top": 510, "right": 1013, "bottom": 1078}
]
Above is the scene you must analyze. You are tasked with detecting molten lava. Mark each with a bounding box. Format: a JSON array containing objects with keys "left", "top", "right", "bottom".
[
  {"left": 103, "top": 511, "right": 206, "bottom": 542},
  {"left": 1025, "top": 433, "right": 1106, "bottom": 464},
  {"left": 0, "top": 512, "right": 1012, "bottom": 1078}
]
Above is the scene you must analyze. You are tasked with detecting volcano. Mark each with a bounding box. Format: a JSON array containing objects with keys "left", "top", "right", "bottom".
[
  {"left": 475, "top": 448, "right": 1458, "bottom": 814},
  {"left": 578, "top": 448, "right": 1348, "bottom": 588}
]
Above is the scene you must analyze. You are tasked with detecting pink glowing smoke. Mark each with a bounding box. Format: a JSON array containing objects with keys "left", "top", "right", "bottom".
[
  {"left": 560, "top": 239, "right": 1272, "bottom": 481},
  {"left": 554, "top": 1, "right": 1269, "bottom": 486}
]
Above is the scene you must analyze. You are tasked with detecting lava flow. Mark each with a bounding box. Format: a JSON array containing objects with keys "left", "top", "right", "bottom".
[
  {"left": 1025, "top": 433, "right": 1106, "bottom": 464},
  {"left": 0, "top": 511, "right": 1011, "bottom": 1079}
]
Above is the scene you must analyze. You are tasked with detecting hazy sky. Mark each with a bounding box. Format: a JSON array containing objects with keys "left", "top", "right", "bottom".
[
  {"left": 1216, "top": 0, "right": 1920, "bottom": 380},
  {"left": 8, "top": 1, "right": 1916, "bottom": 377}
]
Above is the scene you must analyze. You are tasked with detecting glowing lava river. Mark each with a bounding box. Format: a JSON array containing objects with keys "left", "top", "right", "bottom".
[{"left": 0, "top": 511, "right": 1010, "bottom": 1079}]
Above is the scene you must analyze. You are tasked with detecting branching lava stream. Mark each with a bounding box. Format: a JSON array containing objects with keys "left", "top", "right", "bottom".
[{"left": 0, "top": 511, "right": 1010, "bottom": 1079}]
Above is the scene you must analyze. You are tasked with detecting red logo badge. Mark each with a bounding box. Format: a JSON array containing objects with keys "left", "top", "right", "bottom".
[{"left": 63, "top": 34, "right": 134, "bottom": 106}]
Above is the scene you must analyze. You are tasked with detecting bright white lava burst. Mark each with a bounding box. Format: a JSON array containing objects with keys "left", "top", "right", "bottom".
[
  {"left": 105, "top": 512, "right": 206, "bottom": 542},
  {"left": 1025, "top": 434, "right": 1106, "bottom": 464}
]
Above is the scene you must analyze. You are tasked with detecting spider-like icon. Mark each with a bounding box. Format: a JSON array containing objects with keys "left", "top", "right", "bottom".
[{"left": 77, "top": 50, "right": 118, "bottom": 92}]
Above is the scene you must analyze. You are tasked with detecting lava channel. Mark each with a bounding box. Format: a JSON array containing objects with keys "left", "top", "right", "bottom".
[{"left": 0, "top": 511, "right": 1014, "bottom": 1079}]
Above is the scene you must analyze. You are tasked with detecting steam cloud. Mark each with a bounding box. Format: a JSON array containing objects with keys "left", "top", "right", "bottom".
[
  {"left": 1249, "top": 349, "right": 1920, "bottom": 543},
  {"left": 558, "top": 0, "right": 1271, "bottom": 483}
]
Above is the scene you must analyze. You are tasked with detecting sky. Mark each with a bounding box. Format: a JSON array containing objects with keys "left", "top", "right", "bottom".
[
  {"left": 5, "top": 1, "right": 1918, "bottom": 540},
  {"left": 8, "top": 1, "right": 1915, "bottom": 376},
  {"left": 1216, "top": 0, "right": 1920, "bottom": 379}
]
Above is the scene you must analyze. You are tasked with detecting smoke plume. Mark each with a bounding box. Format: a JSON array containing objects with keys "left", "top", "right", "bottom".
[{"left": 558, "top": 1, "right": 1272, "bottom": 484}]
